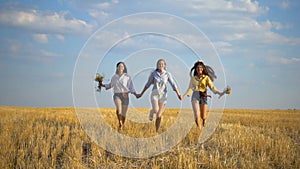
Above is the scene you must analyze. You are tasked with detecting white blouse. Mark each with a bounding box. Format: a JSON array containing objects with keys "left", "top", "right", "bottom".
[{"left": 104, "top": 73, "right": 136, "bottom": 94}]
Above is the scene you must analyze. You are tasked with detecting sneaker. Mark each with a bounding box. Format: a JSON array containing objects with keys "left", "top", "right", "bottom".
[{"left": 149, "top": 109, "right": 154, "bottom": 121}]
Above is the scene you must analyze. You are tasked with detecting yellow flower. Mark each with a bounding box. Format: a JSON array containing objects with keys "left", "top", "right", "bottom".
[
  {"left": 95, "top": 73, "right": 105, "bottom": 92},
  {"left": 95, "top": 73, "right": 104, "bottom": 82},
  {"left": 226, "top": 86, "right": 231, "bottom": 94}
]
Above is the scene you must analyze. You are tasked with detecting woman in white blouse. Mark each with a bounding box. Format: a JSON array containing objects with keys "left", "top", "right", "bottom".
[
  {"left": 101, "top": 62, "right": 137, "bottom": 129},
  {"left": 137, "top": 59, "right": 181, "bottom": 133}
]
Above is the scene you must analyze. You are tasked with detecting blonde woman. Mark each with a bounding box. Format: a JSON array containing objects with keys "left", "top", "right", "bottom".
[
  {"left": 181, "top": 61, "right": 223, "bottom": 129},
  {"left": 136, "top": 59, "right": 181, "bottom": 133},
  {"left": 101, "top": 62, "right": 137, "bottom": 129}
]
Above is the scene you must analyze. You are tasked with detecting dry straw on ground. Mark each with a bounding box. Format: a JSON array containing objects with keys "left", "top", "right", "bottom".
[{"left": 0, "top": 107, "right": 299, "bottom": 168}]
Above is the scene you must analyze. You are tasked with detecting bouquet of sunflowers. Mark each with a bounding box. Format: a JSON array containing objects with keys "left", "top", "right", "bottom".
[
  {"left": 219, "top": 85, "right": 231, "bottom": 98},
  {"left": 224, "top": 85, "right": 231, "bottom": 94},
  {"left": 95, "top": 73, "right": 104, "bottom": 92}
]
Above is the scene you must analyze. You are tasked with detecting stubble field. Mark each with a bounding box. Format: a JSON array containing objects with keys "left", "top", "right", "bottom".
[{"left": 0, "top": 106, "right": 299, "bottom": 168}]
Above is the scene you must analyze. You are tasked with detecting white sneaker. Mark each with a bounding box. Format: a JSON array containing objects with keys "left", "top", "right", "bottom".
[{"left": 149, "top": 109, "right": 155, "bottom": 121}]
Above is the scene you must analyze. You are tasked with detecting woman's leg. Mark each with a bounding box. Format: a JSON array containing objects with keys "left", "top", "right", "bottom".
[
  {"left": 192, "top": 101, "right": 202, "bottom": 129},
  {"left": 120, "top": 105, "right": 128, "bottom": 128},
  {"left": 150, "top": 99, "right": 159, "bottom": 121},
  {"left": 200, "top": 104, "right": 208, "bottom": 127},
  {"left": 114, "top": 98, "right": 123, "bottom": 129},
  {"left": 155, "top": 102, "right": 166, "bottom": 133}
]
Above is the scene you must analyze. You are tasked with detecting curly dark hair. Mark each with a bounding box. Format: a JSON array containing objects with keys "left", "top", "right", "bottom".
[{"left": 190, "top": 61, "right": 217, "bottom": 81}]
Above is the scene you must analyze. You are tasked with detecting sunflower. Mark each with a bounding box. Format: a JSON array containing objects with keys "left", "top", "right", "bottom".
[
  {"left": 95, "top": 73, "right": 104, "bottom": 92},
  {"left": 225, "top": 86, "right": 231, "bottom": 95}
]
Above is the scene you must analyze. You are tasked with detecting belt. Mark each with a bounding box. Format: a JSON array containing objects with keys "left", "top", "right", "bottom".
[{"left": 199, "top": 91, "right": 211, "bottom": 102}]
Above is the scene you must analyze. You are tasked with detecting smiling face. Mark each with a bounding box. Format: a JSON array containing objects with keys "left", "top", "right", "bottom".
[
  {"left": 196, "top": 64, "right": 204, "bottom": 75},
  {"left": 117, "top": 63, "right": 125, "bottom": 74},
  {"left": 156, "top": 59, "right": 166, "bottom": 72}
]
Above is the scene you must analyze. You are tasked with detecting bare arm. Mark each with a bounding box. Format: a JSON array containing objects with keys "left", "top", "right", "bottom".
[
  {"left": 136, "top": 86, "right": 149, "bottom": 98},
  {"left": 174, "top": 88, "right": 182, "bottom": 100},
  {"left": 181, "top": 77, "right": 193, "bottom": 100}
]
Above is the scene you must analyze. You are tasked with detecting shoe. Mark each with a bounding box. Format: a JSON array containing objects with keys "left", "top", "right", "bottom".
[
  {"left": 203, "top": 119, "right": 207, "bottom": 127},
  {"left": 149, "top": 109, "right": 154, "bottom": 121}
]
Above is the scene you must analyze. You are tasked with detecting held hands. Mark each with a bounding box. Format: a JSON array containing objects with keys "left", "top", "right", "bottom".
[
  {"left": 180, "top": 94, "right": 188, "bottom": 100},
  {"left": 135, "top": 93, "right": 142, "bottom": 99},
  {"left": 135, "top": 92, "right": 182, "bottom": 100},
  {"left": 179, "top": 95, "right": 185, "bottom": 100}
]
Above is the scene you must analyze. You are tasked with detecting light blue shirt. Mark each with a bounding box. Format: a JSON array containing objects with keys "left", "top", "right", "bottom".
[{"left": 145, "top": 70, "right": 178, "bottom": 95}]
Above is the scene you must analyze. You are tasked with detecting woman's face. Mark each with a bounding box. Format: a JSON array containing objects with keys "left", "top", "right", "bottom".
[
  {"left": 196, "top": 64, "right": 204, "bottom": 75},
  {"left": 157, "top": 60, "right": 166, "bottom": 71},
  {"left": 117, "top": 63, "right": 125, "bottom": 74}
]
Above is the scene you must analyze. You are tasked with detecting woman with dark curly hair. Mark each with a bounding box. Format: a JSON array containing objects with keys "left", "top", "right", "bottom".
[{"left": 181, "top": 61, "right": 224, "bottom": 129}]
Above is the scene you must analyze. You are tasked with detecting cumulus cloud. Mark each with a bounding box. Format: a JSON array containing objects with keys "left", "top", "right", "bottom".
[
  {"left": 67, "top": 0, "right": 119, "bottom": 21},
  {"left": 89, "top": 10, "right": 109, "bottom": 20},
  {"left": 280, "top": 0, "right": 289, "bottom": 10},
  {"left": 32, "top": 34, "right": 48, "bottom": 43},
  {"left": 181, "top": 0, "right": 268, "bottom": 16},
  {"left": 0, "top": 8, "right": 93, "bottom": 35}
]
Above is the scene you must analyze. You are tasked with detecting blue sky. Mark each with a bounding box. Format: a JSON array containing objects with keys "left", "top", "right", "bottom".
[{"left": 0, "top": 0, "right": 299, "bottom": 109}]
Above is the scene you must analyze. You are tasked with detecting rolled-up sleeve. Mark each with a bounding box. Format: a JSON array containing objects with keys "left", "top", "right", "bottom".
[
  {"left": 104, "top": 76, "right": 114, "bottom": 90},
  {"left": 128, "top": 76, "right": 136, "bottom": 93},
  {"left": 184, "top": 77, "right": 194, "bottom": 96}
]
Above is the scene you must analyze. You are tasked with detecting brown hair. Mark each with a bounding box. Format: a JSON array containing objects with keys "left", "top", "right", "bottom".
[
  {"left": 115, "top": 62, "right": 127, "bottom": 74},
  {"left": 190, "top": 61, "right": 217, "bottom": 81}
]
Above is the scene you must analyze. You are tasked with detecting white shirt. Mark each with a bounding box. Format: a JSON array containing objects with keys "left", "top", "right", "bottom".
[
  {"left": 104, "top": 73, "right": 136, "bottom": 94},
  {"left": 145, "top": 70, "right": 178, "bottom": 95}
]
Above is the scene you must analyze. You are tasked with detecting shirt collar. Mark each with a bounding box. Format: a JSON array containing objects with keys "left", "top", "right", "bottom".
[
  {"left": 116, "top": 73, "right": 126, "bottom": 78},
  {"left": 156, "top": 69, "right": 166, "bottom": 76}
]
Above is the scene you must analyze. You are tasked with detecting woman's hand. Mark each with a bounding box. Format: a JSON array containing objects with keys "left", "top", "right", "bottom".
[
  {"left": 135, "top": 93, "right": 142, "bottom": 99},
  {"left": 180, "top": 94, "right": 188, "bottom": 100},
  {"left": 177, "top": 94, "right": 182, "bottom": 100},
  {"left": 217, "top": 91, "right": 225, "bottom": 98}
]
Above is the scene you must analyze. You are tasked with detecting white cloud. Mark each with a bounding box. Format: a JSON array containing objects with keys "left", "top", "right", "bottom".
[
  {"left": 91, "top": 0, "right": 119, "bottom": 9},
  {"left": 56, "top": 34, "right": 65, "bottom": 41},
  {"left": 89, "top": 10, "right": 109, "bottom": 20},
  {"left": 208, "top": 17, "right": 299, "bottom": 46},
  {"left": 96, "top": 2, "right": 111, "bottom": 9},
  {"left": 224, "top": 33, "right": 247, "bottom": 41},
  {"left": 123, "top": 17, "right": 167, "bottom": 27},
  {"left": 280, "top": 1, "right": 289, "bottom": 9},
  {"left": 0, "top": 8, "right": 93, "bottom": 35},
  {"left": 269, "top": 56, "right": 300, "bottom": 65},
  {"left": 214, "top": 41, "right": 233, "bottom": 53},
  {"left": 184, "top": 0, "right": 268, "bottom": 15},
  {"left": 40, "top": 49, "right": 62, "bottom": 58},
  {"left": 269, "top": 21, "right": 283, "bottom": 30},
  {"left": 160, "top": 1, "right": 297, "bottom": 47},
  {"left": 32, "top": 34, "right": 48, "bottom": 44}
]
